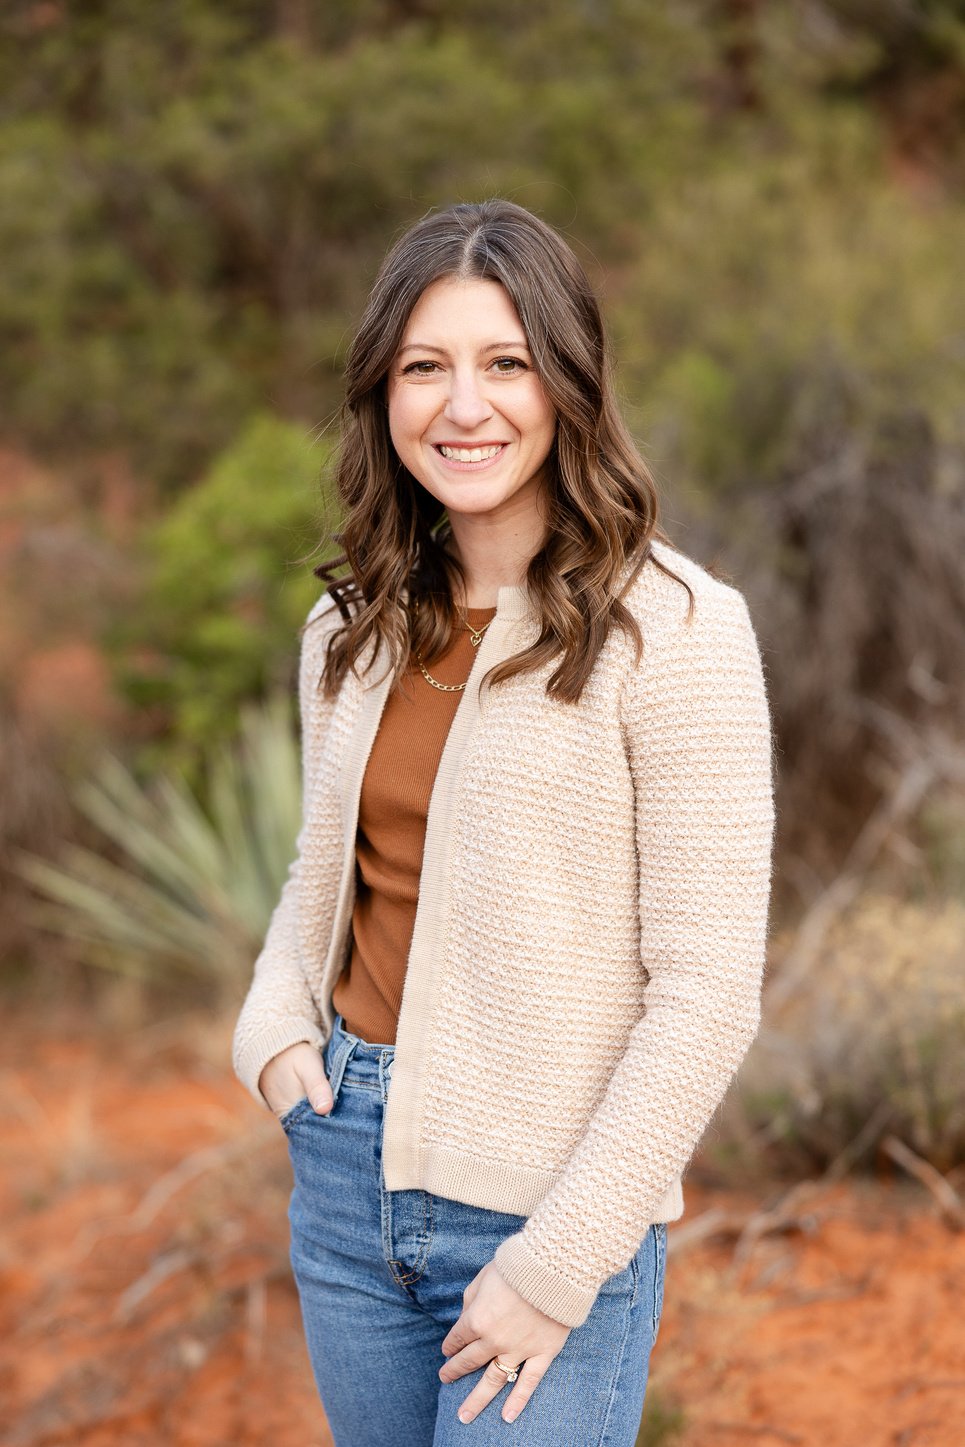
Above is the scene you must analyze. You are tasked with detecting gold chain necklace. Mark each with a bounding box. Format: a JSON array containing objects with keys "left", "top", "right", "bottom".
[{"left": 415, "top": 613, "right": 495, "bottom": 693}]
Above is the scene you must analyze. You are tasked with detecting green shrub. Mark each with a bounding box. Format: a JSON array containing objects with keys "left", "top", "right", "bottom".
[{"left": 109, "top": 412, "right": 335, "bottom": 778}]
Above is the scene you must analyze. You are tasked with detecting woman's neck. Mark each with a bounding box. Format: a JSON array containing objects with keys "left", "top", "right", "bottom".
[{"left": 444, "top": 507, "right": 546, "bottom": 609}]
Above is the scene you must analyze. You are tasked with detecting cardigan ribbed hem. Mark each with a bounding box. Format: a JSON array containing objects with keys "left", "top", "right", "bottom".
[
  {"left": 387, "top": 1139, "right": 684, "bottom": 1228},
  {"left": 236, "top": 1016, "right": 326, "bottom": 1105},
  {"left": 491, "top": 1234, "right": 599, "bottom": 1329},
  {"left": 488, "top": 1174, "right": 684, "bottom": 1327}
]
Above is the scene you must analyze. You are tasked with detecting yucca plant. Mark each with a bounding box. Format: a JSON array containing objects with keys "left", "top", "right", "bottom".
[{"left": 13, "top": 691, "right": 301, "bottom": 994}]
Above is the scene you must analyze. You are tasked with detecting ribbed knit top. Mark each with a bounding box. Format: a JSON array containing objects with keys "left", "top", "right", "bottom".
[
  {"left": 333, "top": 606, "right": 499, "bottom": 1046},
  {"left": 232, "top": 539, "right": 776, "bottom": 1328}
]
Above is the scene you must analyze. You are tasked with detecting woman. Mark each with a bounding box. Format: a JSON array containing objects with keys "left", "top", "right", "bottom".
[{"left": 233, "top": 198, "right": 775, "bottom": 1444}]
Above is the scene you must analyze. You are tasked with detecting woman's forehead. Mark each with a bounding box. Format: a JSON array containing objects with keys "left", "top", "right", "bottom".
[{"left": 400, "top": 276, "right": 527, "bottom": 346}]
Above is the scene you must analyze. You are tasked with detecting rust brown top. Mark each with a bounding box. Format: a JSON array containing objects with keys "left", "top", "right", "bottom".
[{"left": 332, "top": 605, "right": 499, "bottom": 1045}]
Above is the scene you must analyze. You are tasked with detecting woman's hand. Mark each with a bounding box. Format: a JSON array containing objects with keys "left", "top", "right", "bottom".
[
  {"left": 258, "top": 1041, "right": 333, "bottom": 1120},
  {"left": 439, "top": 1261, "right": 572, "bottom": 1426}
]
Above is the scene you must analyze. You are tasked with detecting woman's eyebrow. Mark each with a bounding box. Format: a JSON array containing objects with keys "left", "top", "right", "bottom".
[{"left": 398, "top": 340, "right": 530, "bottom": 355}]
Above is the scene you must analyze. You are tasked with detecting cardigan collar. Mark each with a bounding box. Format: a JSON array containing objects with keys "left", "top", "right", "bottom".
[
  {"left": 393, "top": 581, "right": 533, "bottom": 621},
  {"left": 493, "top": 582, "right": 531, "bottom": 621},
  {"left": 357, "top": 580, "right": 533, "bottom": 694}
]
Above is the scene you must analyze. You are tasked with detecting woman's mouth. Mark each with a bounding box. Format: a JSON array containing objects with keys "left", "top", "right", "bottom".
[{"left": 433, "top": 443, "right": 508, "bottom": 469}]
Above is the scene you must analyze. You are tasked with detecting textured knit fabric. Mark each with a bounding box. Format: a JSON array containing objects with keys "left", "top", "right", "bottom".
[
  {"left": 334, "top": 605, "right": 498, "bottom": 1046},
  {"left": 232, "top": 538, "right": 776, "bottom": 1328}
]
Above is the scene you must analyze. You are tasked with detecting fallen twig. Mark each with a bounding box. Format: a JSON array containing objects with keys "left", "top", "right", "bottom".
[
  {"left": 71, "top": 1121, "right": 279, "bottom": 1263},
  {"left": 132, "top": 1137, "right": 252, "bottom": 1228},
  {"left": 672, "top": 1101, "right": 909, "bottom": 1262},
  {"left": 114, "top": 1246, "right": 197, "bottom": 1322},
  {"left": 881, "top": 1135, "right": 965, "bottom": 1230},
  {"left": 666, "top": 1207, "right": 749, "bottom": 1254},
  {"left": 731, "top": 1179, "right": 827, "bottom": 1265},
  {"left": 667, "top": 1179, "right": 830, "bottom": 1260},
  {"left": 774, "top": 1272, "right": 874, "bottom": 1307}
]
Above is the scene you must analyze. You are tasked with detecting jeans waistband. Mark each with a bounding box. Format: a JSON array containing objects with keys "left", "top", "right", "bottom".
[{"left": 323, "top": 1012, "right": 396, "bottom": 1103}]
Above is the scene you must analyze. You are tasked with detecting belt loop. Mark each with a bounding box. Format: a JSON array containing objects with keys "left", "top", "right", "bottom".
[
  {"left": 326, "top": 1026, "right": 357, "bottom": 1107},
  {"left": 380, "top": 1049, "right": 394, "bottom": 1103}
]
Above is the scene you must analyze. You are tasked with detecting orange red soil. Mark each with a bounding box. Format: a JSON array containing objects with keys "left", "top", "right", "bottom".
[{"left": 2, "top": 1013, "right": 963, "bottom": 1446}]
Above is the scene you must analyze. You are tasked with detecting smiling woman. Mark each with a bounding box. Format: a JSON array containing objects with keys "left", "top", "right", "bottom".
[{"left": 232, "top": 199, "right": 776, "bottom": 1446}]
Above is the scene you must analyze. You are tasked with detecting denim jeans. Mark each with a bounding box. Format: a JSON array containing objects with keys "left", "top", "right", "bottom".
[{"left": 282, "top": 1012, "right": 667, "bottom": 1446}]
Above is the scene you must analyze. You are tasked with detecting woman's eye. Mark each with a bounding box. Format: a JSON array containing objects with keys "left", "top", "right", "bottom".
[
  {"left": 402, "top": 360, "right": 440, "bottom": 376},
  {"left": 492, "top": 357, "right": 526, "bottom": 375}
]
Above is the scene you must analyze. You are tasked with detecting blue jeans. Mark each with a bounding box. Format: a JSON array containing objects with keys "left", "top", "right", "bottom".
[{"left": 282, "top": 1012, "right": 667, "bottom": 1445}]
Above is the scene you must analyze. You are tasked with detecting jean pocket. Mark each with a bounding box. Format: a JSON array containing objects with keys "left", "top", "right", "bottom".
[{"left": 278, "top": 1096, "right": 312, "bottom": 1133}]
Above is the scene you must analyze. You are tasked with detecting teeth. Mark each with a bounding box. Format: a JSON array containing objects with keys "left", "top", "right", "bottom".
[{"left": 439, "top": 445, "right": 502, "bottom": 462}]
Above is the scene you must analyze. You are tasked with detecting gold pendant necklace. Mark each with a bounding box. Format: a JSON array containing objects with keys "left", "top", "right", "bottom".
[
  {"left": 415, "top": 613, "right": 494, "bottom": 693},
  {"left": 462, "top": 616, "right": 492, "bottom": 647}
]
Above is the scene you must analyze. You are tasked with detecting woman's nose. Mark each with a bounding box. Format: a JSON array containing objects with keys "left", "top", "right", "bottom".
[{"left": 443, "top": 369, "right": 494, "bottom": 429}]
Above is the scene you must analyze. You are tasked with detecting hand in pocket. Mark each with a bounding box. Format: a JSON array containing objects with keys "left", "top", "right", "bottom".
[{"left": 258, "top": 1041, "right": 333, "bottom": 1121}]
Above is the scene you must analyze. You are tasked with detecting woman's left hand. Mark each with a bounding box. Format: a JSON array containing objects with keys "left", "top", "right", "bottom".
[{"left": 439, "top": 1261, "right": 572, "bottom": 1425}]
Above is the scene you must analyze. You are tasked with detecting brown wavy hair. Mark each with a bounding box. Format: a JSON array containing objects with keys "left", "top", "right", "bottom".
[{"left": 313, "top": 198, "right": 692, "bottom": 703}]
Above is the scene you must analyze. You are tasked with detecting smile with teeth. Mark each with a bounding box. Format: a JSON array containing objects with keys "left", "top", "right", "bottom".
[{"left": 436, "top": 444, "right": 505, "bottom": 462}]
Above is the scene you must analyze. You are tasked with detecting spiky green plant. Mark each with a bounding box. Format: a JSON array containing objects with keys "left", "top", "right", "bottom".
[{"left": 13, "top": 691, "right": 301, "bottom": 993}]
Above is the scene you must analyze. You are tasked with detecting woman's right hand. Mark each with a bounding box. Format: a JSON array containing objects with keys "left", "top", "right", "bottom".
[{"left": 258, "top": 1041, "right": 334, "bottom": 1120}]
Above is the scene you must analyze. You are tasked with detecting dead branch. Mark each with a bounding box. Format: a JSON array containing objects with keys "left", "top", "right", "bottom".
[
  {"left": 70, "top": 1121, "right": 279, "bottom": 1264},
  {"left": 666, "top": 1207, "right": 750, "bottom": 1254},
  {"left": 893, "top": 1377, "right": 965, "bottom": 1401},
  {"left": 765, "top": 756, "right": 936, "bottom": 1013},
  {"left": 667, "top": 1179, "right": 831, "bottom": 1259},
  {"left": 881, "top": 1135, "right": 965, "bottom": 1230},
  {"left": 731, "top": 1179, "right": 828, "bottom": 1265},
  {"left": 671, "top": 1100, "right": 906, "bottom": 1260},
  {"left": 132, "top": 1137, "right": 253, "bottom": 1229},
  {"left": 114, "top": 1246, "right": 197, "bottom": 1322},
  {"left": 822, "top": 1099, "right": 895, "bottom": 1181}
]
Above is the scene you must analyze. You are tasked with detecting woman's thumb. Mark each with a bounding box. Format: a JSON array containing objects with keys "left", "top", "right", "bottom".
[{"left": 301, "top": 1054, "right": 334, "bottom": 1115}]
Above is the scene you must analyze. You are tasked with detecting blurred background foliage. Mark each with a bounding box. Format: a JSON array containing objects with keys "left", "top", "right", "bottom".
[
  {"left": 2, "top": 0, "right": 965, "bottom": 1172},
  {"left": 4, "top": 0, "right": 964, "bottom": 488},
  {"left": 109, "top": 413, "right": 333, "bottom": 774}
]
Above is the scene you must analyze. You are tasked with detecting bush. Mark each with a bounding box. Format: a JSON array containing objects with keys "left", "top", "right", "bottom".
[
  {"left": 715, "top": 891, "right": 965, "bottom": 1178},
  {"left": 108, "top": 412, "right": 334, "bottom": 779}
]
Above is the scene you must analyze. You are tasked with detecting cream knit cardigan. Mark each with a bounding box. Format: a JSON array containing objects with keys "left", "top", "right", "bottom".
[{"left": 232, "top": 538, "right": 776, "bottom": 1328}]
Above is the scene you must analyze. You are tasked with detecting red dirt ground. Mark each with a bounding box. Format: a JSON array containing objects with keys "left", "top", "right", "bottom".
[{"left": 2, "top": 1011, "right": 963, "bottom": 1447}]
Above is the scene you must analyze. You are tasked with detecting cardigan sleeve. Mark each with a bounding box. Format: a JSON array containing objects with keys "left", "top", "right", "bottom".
[
  {"left": 491, "top": 579, "right": 776, "bottom": 1327},
  {"left": 231, "top": 593, "right": 339, "bottom": 1105}
]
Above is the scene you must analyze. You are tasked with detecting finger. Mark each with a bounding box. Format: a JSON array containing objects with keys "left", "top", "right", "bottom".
[
  {"left": 439, "top": 1339, "right": 489, "bottom": 1383},
  {"left": 298, "top": 1057, "right": 334, "bottom": 1115},
  {"left": 454, "top": 1356, "right": 527, "bottom": 1426},
  {"left": 500, "top": 1360, "right": 545, "bottom": 1424},
  {"left": 440, "top": 1320, "right": 476, "bottom": 1360}
]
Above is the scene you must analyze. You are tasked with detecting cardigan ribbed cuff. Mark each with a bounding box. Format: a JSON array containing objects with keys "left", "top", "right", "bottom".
[
  {"left": 490, "top": 1233, "right": 600, "bottom": 1329},
  {"left": 235, "top": 1016, "right": 327, "bottom": 1106}
]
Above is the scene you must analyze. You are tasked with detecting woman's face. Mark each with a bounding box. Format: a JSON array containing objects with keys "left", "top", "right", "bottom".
[{"left": 386, "top": 276, "right": 557, "bottom": 528}]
